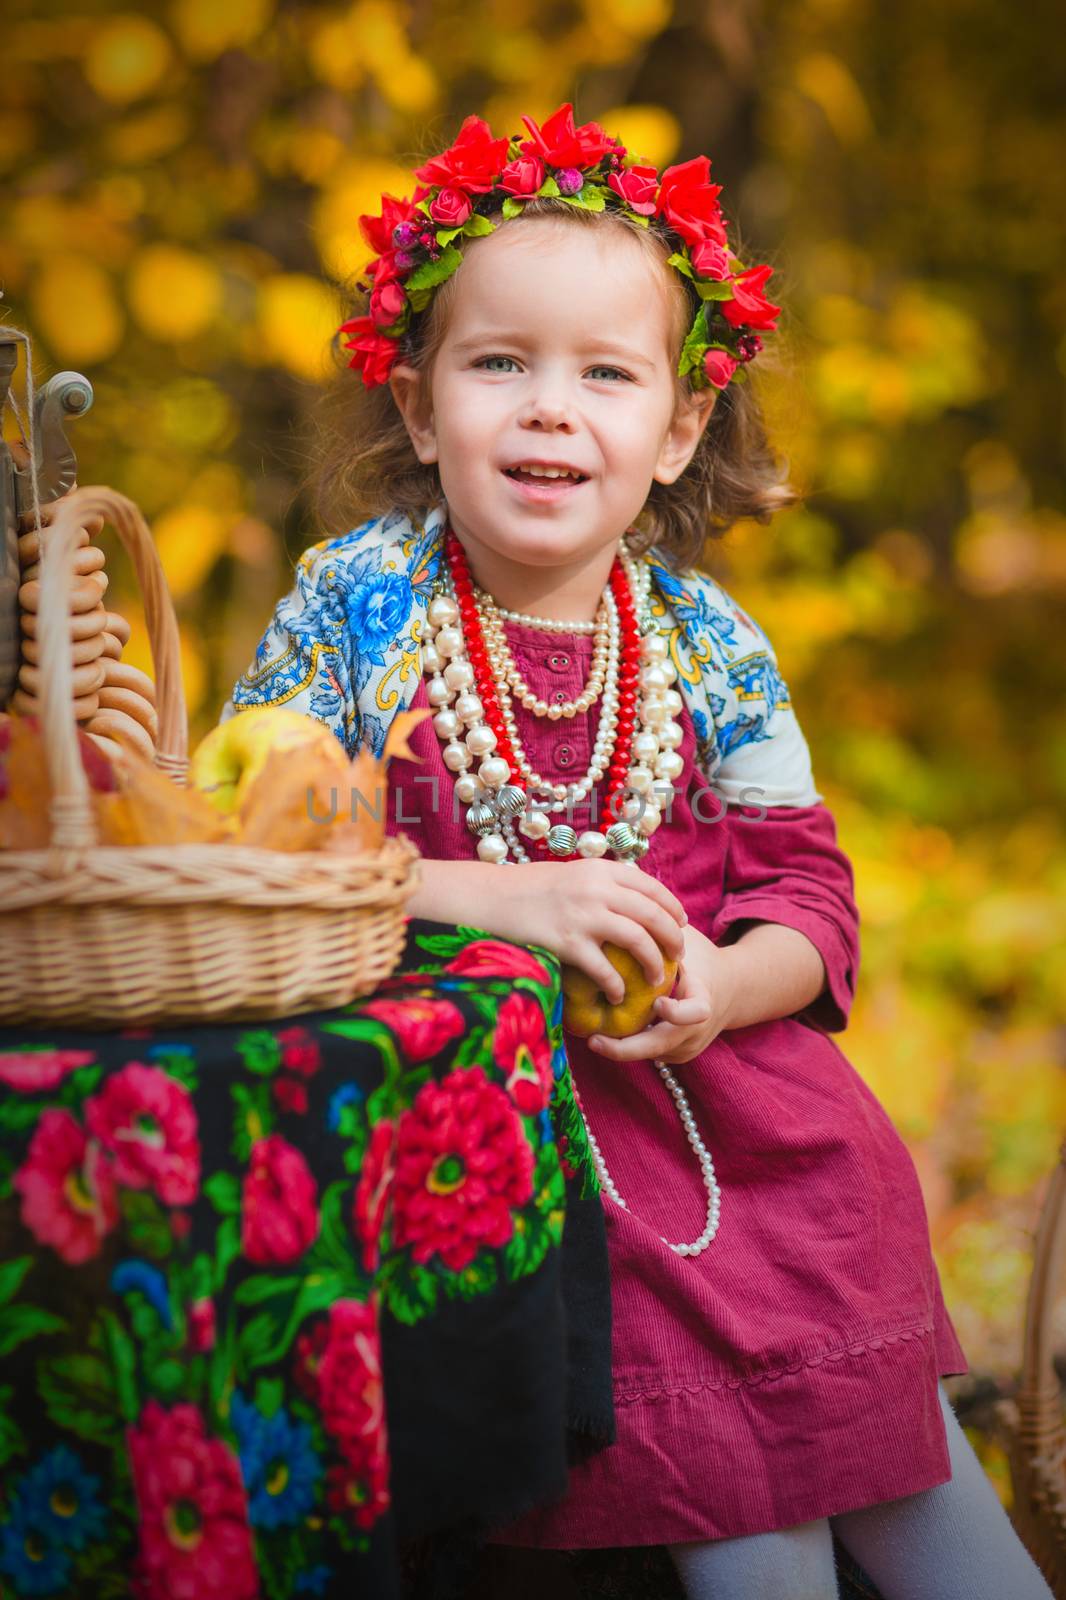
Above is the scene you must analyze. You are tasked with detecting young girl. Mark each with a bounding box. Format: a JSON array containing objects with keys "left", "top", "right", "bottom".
[{"left": 225, "top": 106, "right": 1052, "bottom": 1600}]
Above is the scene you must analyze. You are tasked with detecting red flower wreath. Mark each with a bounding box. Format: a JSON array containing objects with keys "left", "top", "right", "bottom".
[{"left": 338, "top": 102, "right": 780, "bottom": 397}]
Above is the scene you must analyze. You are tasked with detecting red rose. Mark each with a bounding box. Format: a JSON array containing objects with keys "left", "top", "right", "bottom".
[
  {"left": 391, "top": 1067, "right": 534, "bottom": 1271},
  {"left": 14, "top": 1109, "right": 118, "bottom": 1265},
  {"left": 443, "top": 940, "right": 551, "bottom": 984},
  {"left": 499, "top": 155, "right": 545, "bottom": 197},
  {"left": 690, "top": 238, "right": 731, "bottom": 280},
  {"left": 359, "top": 190, "right": 428, "bottom": 256},
  {"left": 519, "top": 103, "right": 618, "bottom": 169},
  {"left": 703, "top": 349, "right": 739, "bottom": 389},
  {"left": 338, "top": 315, "right": 399, "bottom": 388},
  {"left": 607, "top": 164, "right": 659, "bottom": 215},
  {"left": 128, "top": 1402, "right": 257, "bottom": 1600},
  {"left": 369, "top": 281, "right": 406, "bottom": 330},
  {"left": 657, "top": 156, "right": 727, "bottom": 248},
  {"left": 415, "top": 115, "right": 509, "bottom": 194},
  {"left": 241, "top": 1135, "right": 319, "bottom": 1266},
  {"left": 352, "top": 1120, "right": 395, "bottom": 1274},
  {"left": 720, "top": 264, "right": 781, "bottom": 332},
  {"left": 85, "top": 1064, "right": 200, "bottom": 1206},
  {"left": 360, "top": 996, "right": 466, "bottom": 1063},
  {"left": 428, "top": 186, "right": 472, "bottom": 227},
  {"left": 493, "top": 993, "right": 553, "bottom": 1116}
]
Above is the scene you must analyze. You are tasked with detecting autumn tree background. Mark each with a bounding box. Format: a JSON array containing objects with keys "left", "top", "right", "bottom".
[{"left": 3, "top": 0, "right": 1064, "bottom": 1496}]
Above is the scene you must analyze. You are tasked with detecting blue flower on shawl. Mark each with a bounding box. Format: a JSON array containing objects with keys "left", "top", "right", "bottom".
[
  {"left": 230, "top": 1391, "right": 321, "bottom": 1530},
  {"left": 0, "top": 1507, "right": 72, "bottom": 1596},
  {"left": 17, "top": 1446, "right": 107, "bottom": 1552},
  {"left": 345, "top": 572, "right": 413, "bottom": 664}
]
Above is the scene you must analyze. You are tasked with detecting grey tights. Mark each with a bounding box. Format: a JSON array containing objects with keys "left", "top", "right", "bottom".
[{"left": 667, "top": 1384, "right": 1054, "bottom": 1600}]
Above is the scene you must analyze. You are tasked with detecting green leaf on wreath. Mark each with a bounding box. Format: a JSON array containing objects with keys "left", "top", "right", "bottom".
[
  {"left": 667, "top": 251, "right": 695, "bottom": 279},
  {"left": 500, "top": 195, "right": 524, "bottom": 221},
  {"left": 536, "top": 176, "right": 561, "bottom": 199},
  {"left": 405, "top": 244, "right": 463, "bottom": 310},
  {"left": 463, "top": 213, "right": 496, "bottom": 237},
  {"left": 695, "top": 279, "right": 735, "bottom": 302}
]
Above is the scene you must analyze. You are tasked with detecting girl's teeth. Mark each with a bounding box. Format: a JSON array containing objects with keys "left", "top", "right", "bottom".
[{"left": 513, "top": 465, "right": 579, "bottom": 480}]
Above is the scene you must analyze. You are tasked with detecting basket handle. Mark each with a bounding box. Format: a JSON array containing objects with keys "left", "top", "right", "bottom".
[{"left": 36, "top": 487, "right": 188, "bottom": 851}]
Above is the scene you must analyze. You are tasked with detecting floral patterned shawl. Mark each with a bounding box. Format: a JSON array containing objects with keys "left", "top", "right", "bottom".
[{"left": 224, "top": 502, "right": 822, "bottom": 810}]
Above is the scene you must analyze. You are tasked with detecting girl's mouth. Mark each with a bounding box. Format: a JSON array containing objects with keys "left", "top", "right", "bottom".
[{"left": 503, "top": 463, "right": 589, "bottom": 498}]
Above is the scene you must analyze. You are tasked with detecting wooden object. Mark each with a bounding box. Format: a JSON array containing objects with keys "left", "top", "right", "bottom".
[{"left": 1004, "top": 1143, "right": 1066, "bottom": 1597}]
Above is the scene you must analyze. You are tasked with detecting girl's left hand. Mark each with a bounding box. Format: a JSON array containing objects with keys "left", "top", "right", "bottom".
[{"left": 587, "top": 925, "right": 737, "bottom": 1065}]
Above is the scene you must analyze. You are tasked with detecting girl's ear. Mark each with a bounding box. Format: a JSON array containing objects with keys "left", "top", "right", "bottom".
[
  {"left": 389, "top": 362, "right": 439, "bottom": 465},
  {"left": 653, "top": 389, "right": 717, "bottom": 486}
]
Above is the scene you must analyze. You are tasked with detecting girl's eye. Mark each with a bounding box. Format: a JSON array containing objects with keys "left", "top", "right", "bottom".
[
  {"left": 586, "top": 365, "right": 631, "bottom": 383},
  {"left": 476, "top": 355, "right": 520, "bottom": 373}
]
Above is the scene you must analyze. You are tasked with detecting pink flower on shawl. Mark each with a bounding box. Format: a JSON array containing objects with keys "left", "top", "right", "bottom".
[
  {"left": 85, "top": 1064, "right": 200, "bottom": 1206},
  {"left": 127, "top": 1401, "right": 258, "bottom": 1600},
  {"left": 14, "top": 1109, "right": 118, "bottom": 1265},
  {"left": 390, "top": 1067, "right": 534, "bottom": 1271}
]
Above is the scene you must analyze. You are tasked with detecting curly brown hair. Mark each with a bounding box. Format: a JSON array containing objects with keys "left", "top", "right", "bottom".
[{"left": 304, "top": 198, "right": 797, "bottom": 574}]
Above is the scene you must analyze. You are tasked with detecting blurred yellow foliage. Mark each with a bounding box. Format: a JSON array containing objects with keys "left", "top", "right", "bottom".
[
  {"left": 171, "top": 0, "right": 273, "bottom": 60},
  {"left": 153, "top": 504, "right": 234, "bottom": 600},
  {"left": 598, "top": 104, "right": 681, "bottom": 167},
  {"left": 30, "top": 257, "right": 124, "bottom": 365},
  {"left": 128, "top": 245, "right": 223, "bottom": 342},
  {"left": 84, "top": 15, "right": 175, "bottom": 104},
  {"left": 256, "top": 274, "right": 341, "bottom": 382}
]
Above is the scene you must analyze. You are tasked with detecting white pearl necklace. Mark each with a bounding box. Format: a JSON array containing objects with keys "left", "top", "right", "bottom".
[
  {"left": 488, "top": 599, "right": 599, "bottom": 634},
  {"left": 477, "top": 588, "right": 611, "bottom": 721},
  {"left": 579, "top": 1061, "right": 722, "bottom": 1257},
  {"left": 422, "top": 537, "right": 686, "bottom": 867}
]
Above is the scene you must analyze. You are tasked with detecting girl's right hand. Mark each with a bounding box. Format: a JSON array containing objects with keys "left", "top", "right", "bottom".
[{"left": 493, "top": 860, "right": 687, "bottom": 1003}]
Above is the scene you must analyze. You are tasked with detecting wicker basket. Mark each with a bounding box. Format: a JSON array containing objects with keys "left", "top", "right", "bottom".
[{"left": 0, "top": 486, "right": 420, "bottom": 1026}]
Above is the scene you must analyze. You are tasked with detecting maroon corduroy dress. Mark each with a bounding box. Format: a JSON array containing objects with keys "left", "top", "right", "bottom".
[{"left": 383, "top": 615, "right": 968, "bottom": 1548}]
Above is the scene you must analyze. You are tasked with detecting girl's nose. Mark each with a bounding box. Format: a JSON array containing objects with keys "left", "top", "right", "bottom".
[{"left": 518, "top": 384, "right": 576, "bottom": 432}]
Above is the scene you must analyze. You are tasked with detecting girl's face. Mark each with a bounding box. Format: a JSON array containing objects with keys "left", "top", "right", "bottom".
[{"left": 390, "top": 217, "right": 714, "bottom": 617}]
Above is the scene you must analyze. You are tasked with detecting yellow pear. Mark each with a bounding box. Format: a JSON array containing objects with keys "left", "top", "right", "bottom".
[{"left": 562, "top": 941, "right": 678, "bottom": 1040}]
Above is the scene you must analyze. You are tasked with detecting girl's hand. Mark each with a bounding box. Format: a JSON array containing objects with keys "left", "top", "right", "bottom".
[
  {"left": 587, "top": 925, "right": 737, "bottom": 1065},
  {"left": 489, "top": 859, "right": 688, "bottom": 999}
]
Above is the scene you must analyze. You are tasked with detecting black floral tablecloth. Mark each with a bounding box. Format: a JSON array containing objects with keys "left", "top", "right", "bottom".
[{"left": 0, "top": 921, "right": 613, "bottom": 1600}]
